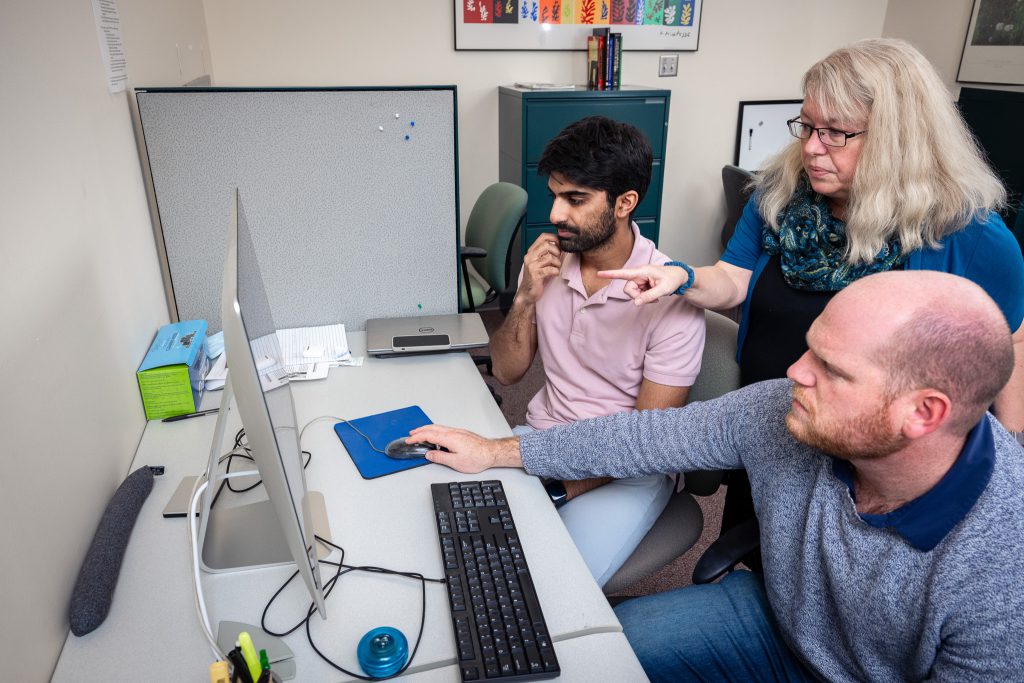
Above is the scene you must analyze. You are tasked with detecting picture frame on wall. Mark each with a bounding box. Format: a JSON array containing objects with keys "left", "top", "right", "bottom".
[
  {"left": 957, "top": 0, "right": 1024, "bottom": 85},
  {"left": 454, "top": 0, "right": 703, "bottom": 51},
  {"left": 734, "top": 99, "right": 802, "bottom": 171}
]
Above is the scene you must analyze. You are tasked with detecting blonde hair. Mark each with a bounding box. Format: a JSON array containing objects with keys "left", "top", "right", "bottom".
[{"left": 756, "top": 39, "right": 1006, "bottom": 264}]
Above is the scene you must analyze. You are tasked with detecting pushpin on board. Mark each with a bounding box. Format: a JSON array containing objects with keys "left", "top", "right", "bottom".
[{"left": 417, "top": 303, "right": 423, "bottom": 310}]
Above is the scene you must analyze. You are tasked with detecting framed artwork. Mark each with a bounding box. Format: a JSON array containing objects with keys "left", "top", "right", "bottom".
[
  {"left": 454, "top": 0, "right": 703, "bottom": 51},
  {"left": 734, "top": 100, "right": 802, "bottom": 171},
  {"left": 957, "top": 0, "right": 1024, "bottom": 85}
]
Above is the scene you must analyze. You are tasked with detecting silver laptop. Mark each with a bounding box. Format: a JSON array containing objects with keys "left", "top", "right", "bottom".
[{"left": 365, "top": 313, "right": 489, "bottom": 357}]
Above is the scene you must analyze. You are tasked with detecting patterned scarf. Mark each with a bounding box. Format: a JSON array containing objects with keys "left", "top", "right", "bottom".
[{"left": 762, "top": 176, "right": 904, "bottom": 291}]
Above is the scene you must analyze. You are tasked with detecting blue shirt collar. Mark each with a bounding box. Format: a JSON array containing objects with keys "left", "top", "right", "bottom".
[{"left": 831, "top": 415, "right": 995, "bottom": 552}]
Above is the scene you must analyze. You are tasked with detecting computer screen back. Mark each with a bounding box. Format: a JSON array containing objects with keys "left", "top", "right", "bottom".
[{"left": 218, "top": 189, "right": 327, "bottom": 615}]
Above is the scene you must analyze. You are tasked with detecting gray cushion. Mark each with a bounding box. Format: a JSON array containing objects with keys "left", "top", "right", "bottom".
[{"left": 603, "top": 490, "right": 703, "bottom": 594}]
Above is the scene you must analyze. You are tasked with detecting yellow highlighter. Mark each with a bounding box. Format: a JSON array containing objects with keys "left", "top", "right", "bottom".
[{"left": 237, "top": 631, "right": 262, "bottom": 683}]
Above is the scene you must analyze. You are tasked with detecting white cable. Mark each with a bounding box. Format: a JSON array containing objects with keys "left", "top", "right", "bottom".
[
  {"left": 299, "top": 415, "right": 345, "bottom": 444},
  {"left": 188, "top": 469, "right": 260, "bottom": 662},
  {"left": 300, "top": 414, "right": 387, "bottom": 454},
  {"left": 188, "top": 417, "right": 343, "bottom": 662}
]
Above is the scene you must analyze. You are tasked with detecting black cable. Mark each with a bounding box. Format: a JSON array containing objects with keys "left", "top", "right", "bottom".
[
  {"left": 259, "top": 535, "right": 445, "bottom": 680},
  {"left": 205, "top": 419, "right": 437, "bottom": 676},
  {"left": 210, "top": 428, "right": 312, "bottom": 510},
  {"left": 212, "top": 417, "right": 386, "bottom": 509}
]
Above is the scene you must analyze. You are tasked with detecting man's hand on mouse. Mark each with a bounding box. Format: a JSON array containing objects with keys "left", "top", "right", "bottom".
[
  {"left": 516, "top": 234, "right": 563, "bottom": 307},
  {"left": 407, "top": 425, "right": 523, "bottom": 474}
]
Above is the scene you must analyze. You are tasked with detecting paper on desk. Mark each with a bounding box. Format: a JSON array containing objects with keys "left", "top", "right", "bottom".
[
  {"left": 283, "top": 363, "right": 330, "bottom": 381},
  {"left": 204, "top": 325, "right": 360, "bottom": 390},
  {"left": 230, "top": 333, "right": 289, "bottom": 391},
  {"left": 276, "top": 324, "right": 356, "bottom": 368},
  {"left": 204, "top": 353, "right": 227, "bottom": 390}
]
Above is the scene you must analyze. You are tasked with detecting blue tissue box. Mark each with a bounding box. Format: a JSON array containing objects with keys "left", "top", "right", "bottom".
[{"left": 137, "top": 320, "right": 209, "bottom": 420}]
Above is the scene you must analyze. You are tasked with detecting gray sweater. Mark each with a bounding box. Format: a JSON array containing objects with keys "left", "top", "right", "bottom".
[{"left": 519, "top": 379, "right": 1024, "bottom": 682}]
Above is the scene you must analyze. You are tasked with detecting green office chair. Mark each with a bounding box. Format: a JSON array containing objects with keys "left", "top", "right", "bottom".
[
  {"left": 461, "top": 182, "right": 528, "bottom": 314},
  {"left": 603, "top": 310, "right": 740, "bottom": 595}
]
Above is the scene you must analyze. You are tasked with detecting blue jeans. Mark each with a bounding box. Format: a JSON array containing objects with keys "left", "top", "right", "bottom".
[{"left": 614, "top": 571, "right": 814, "bottom": 683}]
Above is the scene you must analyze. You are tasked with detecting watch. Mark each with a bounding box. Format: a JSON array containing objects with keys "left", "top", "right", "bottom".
[{"left": 543, "top": 480, "right": 568, "bottom": 509}]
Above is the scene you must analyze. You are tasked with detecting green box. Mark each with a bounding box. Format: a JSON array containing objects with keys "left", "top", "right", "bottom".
[{"left": 137, "top": 320, "right": 209, "bottom": 420}]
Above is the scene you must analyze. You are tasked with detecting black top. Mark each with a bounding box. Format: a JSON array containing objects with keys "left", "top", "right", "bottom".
[
  {"left": 739, "top": 254, "right": 905, "bottom": 386},
  {"left": 739, "top": 255, "right": 838, "bottom": 386}
]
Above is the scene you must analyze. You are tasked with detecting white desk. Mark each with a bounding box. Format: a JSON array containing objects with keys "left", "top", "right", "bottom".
[{"left": 53, "top": 334, "right": 646, "bottom": 681}]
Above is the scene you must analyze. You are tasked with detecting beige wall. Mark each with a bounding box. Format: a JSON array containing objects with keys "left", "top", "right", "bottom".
[
  {"left": 882, "top": 0, "right": 1024, "bottom": 96},
  {"left": 203, "top": 0, "right": 887, "bottom": 266},
  {"left": 0, "top": 2, "right": 208, "bottom": 680}
]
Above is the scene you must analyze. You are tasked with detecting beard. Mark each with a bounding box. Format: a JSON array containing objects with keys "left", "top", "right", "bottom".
[
  {"left": 555, "top": 204, "right": 617, "bottom": 253},
  {"left": 786, "top": 388, "right": 909, "bottom": 460}
]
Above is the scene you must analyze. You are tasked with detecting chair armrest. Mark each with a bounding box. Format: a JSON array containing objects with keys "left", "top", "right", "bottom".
[
  {"left": 460, "top": 246, "right": 487, "bottom": 260},
  {"left": 691, "top": 518, "right": 760, "bottom": 585}
]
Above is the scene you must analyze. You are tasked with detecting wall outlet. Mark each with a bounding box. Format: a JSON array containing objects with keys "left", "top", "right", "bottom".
[{"left": 659, "top": 54, "right": 678, "bottom": 77}]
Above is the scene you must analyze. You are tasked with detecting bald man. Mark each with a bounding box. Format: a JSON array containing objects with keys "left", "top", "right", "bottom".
[{"left": 411, "top": 271, "right": 1024, "bottom": 683}]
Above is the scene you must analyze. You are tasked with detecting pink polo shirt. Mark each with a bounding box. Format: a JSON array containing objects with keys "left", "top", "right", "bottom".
[{"left": 525, "top": 223, "right": 705, "bottom": 430}]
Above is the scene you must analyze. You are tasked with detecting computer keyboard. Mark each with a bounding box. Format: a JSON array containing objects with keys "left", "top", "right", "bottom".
[{"left": 431, "top": 480, "right": 560, "bottom": 681}]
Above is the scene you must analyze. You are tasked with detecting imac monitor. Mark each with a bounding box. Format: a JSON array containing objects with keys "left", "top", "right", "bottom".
[{"left": 198, "top": 189, "right": 328, "bottom": 618}]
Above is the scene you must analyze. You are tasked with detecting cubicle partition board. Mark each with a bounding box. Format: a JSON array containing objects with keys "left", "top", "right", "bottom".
[{"left": 136, "top": 87, "right": 460, "bottom": 331}]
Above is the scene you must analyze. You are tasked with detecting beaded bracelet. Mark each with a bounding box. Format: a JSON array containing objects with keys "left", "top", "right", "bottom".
[{"left": 664, "top": 261, "right": 695, "bottom": 295}]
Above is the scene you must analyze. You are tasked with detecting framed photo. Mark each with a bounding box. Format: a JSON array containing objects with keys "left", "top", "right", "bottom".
[
  {"left": 734, "top": 99, "right": 802, "bottom": 171},
  {"left": 454, "top": 0, "right": 703, "bottom": 51},
  {"left": 957, "top": 0, "right": 1024, "bottom": 85}
]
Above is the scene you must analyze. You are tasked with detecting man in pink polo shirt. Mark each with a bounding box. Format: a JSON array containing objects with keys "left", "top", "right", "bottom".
[{"left": 489, "top": 116, "right": 706, "bottom": 587}]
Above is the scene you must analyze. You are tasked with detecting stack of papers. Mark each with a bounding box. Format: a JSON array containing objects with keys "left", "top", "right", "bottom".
[
  {"left": 276, "top": 324, "right": 362, "bottom": 382},
  {"left": 277, "top": 324, "right": 351, "bottom": 365},
  {"left": 203, "top": 324, "right": 362, "bottom": 390},
  {"left": 514, "top": 82, "right": 577, "bottom": 90}
]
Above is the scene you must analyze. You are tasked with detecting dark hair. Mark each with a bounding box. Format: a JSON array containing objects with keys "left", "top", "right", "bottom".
[{"left": 537, "top": 116, "right": 653, "bottom": 208}]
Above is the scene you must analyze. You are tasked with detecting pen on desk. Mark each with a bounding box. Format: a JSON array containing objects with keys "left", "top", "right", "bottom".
[{"left": 162, "top": 408, "right": 220, "bottom": 422}]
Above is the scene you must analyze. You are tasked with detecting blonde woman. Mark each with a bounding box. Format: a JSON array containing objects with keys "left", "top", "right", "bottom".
[{"left": 602, "top": 38, "right": 1024, "bottom": 541}]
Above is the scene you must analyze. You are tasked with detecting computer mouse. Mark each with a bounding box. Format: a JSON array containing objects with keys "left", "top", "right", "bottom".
[{"left": 384, "top": 438, "right": 448, "bottom": 460}]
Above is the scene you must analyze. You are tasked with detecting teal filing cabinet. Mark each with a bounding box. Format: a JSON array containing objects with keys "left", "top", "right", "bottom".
[{"left": 498, "top": 85, "right": 671, "bottom": 257}]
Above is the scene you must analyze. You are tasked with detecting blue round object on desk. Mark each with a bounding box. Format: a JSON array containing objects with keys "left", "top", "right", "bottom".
[{"left": 357, "top": 626, "right": 408, "bottom": 678}]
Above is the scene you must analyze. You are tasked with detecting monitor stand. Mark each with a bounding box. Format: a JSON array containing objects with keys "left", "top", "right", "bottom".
[{"left": 198, "top": 377, "right": 333, "bottom": 573}]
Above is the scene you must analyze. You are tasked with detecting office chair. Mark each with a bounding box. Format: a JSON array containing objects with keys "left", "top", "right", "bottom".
[
  {"left": 602, "top": 310, "right": 741, "bottom": 595},
  {"left": 461, "top": 182, "right": 528, "bottom": 314},
  {"left": 720, "top": 165, "right": 756, "bottom": 249}
]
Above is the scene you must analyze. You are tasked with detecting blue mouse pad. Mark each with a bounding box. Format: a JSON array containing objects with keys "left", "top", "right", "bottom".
[{"left": 334, "top": 405, "right": 433, "bottom": 479}]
